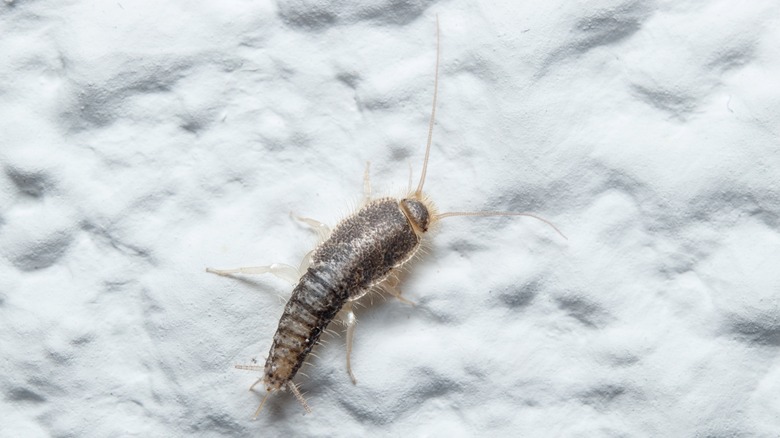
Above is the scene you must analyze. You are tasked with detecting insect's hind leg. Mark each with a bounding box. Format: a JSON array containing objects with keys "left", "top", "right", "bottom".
[
  {"left": 207, "top": 221, "right": 325, "bottom": 287},
  {"left": 207, "top": 212, "right": 332, "bottom": 284},
  {"left": 206, "top": 263, "right": 300, "bottom": 285},
  {"left": 338, "top": 276, "right": 414, "bottom": 386},
  {"left": 340, "top": 301, "right": 359, "bottom": 385}
]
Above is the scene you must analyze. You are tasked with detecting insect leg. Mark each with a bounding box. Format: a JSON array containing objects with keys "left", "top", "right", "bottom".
[
  {"left": 382, "top": 276, "right": 415, "bottom": 306},
  {"left": 291, "top": 214, "right": 331, "bottom": 242},
  {"left": 341, "top": 301, "right": 359, "bottom": 384},
  {"left": 298, "top": 250, "right": 314, "bottom": 273},
  {"left": 363, "top": 161, "right": 372, "bottom": 204},
  {"left": 207, "top": 213, "right": 327, "bottom": 285},
  {"left": 407, "top": 160, "right": 413, "bottom": 194},
  {"left": 205, "top": 263, "right": 300, "bottom": 285}
]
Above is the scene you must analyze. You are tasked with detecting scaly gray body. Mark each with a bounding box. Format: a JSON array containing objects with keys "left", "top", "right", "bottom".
[{"left": 263, "top": 197, "right": 422, "bottom": 390}]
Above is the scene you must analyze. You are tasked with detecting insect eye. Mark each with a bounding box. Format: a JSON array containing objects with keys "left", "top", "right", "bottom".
[{"left": 400, "top": 199, "right": 430, "bottom": 233}]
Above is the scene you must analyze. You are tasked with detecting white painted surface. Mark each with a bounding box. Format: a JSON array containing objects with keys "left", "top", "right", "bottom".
[{"left": 2, "top": 1, "right": 779, "bottom": 436}]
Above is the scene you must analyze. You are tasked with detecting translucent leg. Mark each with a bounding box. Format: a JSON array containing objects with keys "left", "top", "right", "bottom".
[
  {"left": 363, "top": 161, "right": 372, "bottom": 204},
  {"left": 407, "top": 160, "right": 413, "bottom": 194},
  {"left": 382, "top": 276, "right": 415, "bottom": 306},
  {"left": 342, "top": 302, "right": 358, "bottom": 384},
  {"left": 205, "top": 263, "right": 300, "bottom": 285},
  {"left": 299, "top": 250, "right": 314, "bottom": 273},
  {"left": 291, "top": 214, "right": 331, "bottom": 242}
]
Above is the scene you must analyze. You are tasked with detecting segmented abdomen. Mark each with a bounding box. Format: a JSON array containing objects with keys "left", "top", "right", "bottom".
[{"left": 263, "top": 265, "right": 345, "bottom": 390}]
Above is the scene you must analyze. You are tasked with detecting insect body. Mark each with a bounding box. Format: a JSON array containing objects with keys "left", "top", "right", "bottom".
[
  {"left": 208, "top": 17, "right": 564, "bottom": 418},
  {"left": 214, "top": 192, "right": 438, "bottom": 415},
  {"left": 262, "top": 197, "right": 433, "bottom": 404}
]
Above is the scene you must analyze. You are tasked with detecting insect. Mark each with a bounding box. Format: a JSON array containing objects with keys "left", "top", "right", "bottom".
[{"left": 207, "top": 17, "right": 565, "bottom": 418}]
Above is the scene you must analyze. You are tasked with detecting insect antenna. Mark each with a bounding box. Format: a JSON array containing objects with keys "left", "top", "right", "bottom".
[
  {"left": 436, "top": 211, "right": 568, "bottom": 240},
  {"left": 414, "top": 14, "right": 440, "bottom": 198},
  {"left": 410, "top": 17, "right": 565, "bottom": 241}
]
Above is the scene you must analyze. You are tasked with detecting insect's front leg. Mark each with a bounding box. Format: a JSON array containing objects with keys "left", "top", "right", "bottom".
[
  {"left": 291, "top": 214, "right": 331, "bottom": 242},
  {"left": 362, "top": 161, "right": 372, "bottom": 204}
]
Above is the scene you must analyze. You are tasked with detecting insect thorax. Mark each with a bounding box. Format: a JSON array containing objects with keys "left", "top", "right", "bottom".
[{"left": 310, "top": 198, "right": 425, "bottom": 296}]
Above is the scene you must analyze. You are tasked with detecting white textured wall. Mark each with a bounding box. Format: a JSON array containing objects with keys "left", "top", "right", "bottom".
[{"left": 2, "top": 1, "right": 779, "bottom": 436}]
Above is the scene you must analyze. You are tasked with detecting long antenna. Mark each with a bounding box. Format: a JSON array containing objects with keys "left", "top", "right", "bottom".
[
  {"left": 413, "top": 17, "right": 567, "bottom": 242},
  {"left": 436, "top": 211, "right": 568, "bottom": 240},
  {"left": 415, "top": 15, "right": 440, "bottom": 197}
]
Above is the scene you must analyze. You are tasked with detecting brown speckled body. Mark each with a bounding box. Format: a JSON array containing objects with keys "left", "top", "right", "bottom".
[{"left": 263, "top": 197, "right": 421, "bottom": 390}]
